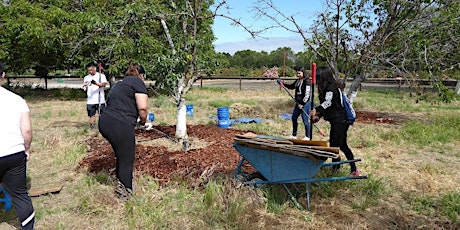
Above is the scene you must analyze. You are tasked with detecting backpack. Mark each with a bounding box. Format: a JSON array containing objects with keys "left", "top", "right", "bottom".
[{"left": 339, "top": 89, "right": 356, "bottom": 125}]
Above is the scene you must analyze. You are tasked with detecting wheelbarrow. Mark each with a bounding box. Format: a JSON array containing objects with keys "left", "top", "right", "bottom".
[{"left": 233, "top": 134, "right": 367, "bottom": 210}]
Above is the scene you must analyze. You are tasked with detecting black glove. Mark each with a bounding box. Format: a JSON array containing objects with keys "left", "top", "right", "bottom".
[{"left": 91, "top": 80, "right": 96, "bottom": 84}]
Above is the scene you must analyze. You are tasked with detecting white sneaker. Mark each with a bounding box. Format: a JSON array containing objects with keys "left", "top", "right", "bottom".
[
  {"left": 288, "top": 135, "right": 297, "bottom": 139},
  {"left": 302, "top": 137, "right": 310, "bottom": 141}
]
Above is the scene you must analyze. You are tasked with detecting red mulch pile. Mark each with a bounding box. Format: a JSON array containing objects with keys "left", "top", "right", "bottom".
[
  {"left": 77, "top": 111, "right": 399, "bottom": 184},
  {"left": 78, "top": 125, "right": 250, "bottom": 184}
]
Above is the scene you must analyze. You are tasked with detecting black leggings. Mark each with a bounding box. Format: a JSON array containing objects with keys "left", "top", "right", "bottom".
[
  {"left": 98, "top": 115, "right": 136, "bottom": 190},
  {"left": 0, "top": 152, "right": 35, "bottom": 230},
  {"left": 329, "top": 122, "right": 357, "bottom": 172}
]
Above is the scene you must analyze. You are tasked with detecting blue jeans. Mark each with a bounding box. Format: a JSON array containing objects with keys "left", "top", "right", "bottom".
[{"left": 291, "top": 103, "right": 311, "bottom": 138}]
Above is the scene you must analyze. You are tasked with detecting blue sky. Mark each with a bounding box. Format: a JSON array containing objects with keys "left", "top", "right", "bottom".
[{"left": 212, "top": 1, "right": 324, "bottom": 54}]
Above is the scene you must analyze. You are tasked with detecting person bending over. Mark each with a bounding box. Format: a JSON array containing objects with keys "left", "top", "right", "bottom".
[{"left": 98, "top": 63, "right": 148, "bottom": 200}]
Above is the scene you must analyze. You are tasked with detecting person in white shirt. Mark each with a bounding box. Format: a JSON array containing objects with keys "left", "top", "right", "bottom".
[
  {"left": 82, "top": 62, "right": 108, "bottom": 129},
  {"left": 0, "top": 61, "right": 35, "bottom": 230}
]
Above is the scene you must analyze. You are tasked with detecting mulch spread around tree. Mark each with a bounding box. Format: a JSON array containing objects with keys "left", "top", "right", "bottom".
[{"left": 77, "top": 111, "right": 400, "bottom": 184}]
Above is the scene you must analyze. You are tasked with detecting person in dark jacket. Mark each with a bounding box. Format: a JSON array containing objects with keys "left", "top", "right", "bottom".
[
  {"left": 284, "top": 67, "right": 312, "bottom": 140},
  {"left": 310, "top": 66, "right": 360, "bottom": 176},
  {"left": 98, "top": 63, "right": 149, "bottom": 201}
]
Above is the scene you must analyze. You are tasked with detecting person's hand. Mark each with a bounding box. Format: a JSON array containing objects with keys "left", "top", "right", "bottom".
[
  {"left": 310, "top": 109, "right": 317, "bottom": 116},
  {"left": 312, "top": 116, "right": 320, "bottom": 123},
  {"left": 297, "top": 104, "right": 303, "bottom": 109},
  {"left": 25, "top": 151, "right": 30, "bottom": 161}
]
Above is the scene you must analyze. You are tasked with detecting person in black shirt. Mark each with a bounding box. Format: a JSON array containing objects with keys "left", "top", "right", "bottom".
[
  {"left": 310, "top": 66, "right": 360, "bottom": 176},
  {"left": 283, "top": 67, "right": 312, "bottom": 140},
  {"left": 98, "top": 63, "right": 149, "bottom": 200}
]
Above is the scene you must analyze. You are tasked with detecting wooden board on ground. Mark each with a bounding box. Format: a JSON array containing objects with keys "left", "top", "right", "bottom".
[
  {"left": 289, "top": 139, "right": 328, "bottom": 147},
  {"left": 29, "top": 184, "right": 64, "bottom": 197}
]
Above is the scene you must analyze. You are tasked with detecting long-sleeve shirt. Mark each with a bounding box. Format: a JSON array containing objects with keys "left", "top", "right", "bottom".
[
  {"left": 284, "top": 79, "right": 311, "bottom": 105},
  {"left": 315, "top": 86, "right": 347, "bottom": 124}
]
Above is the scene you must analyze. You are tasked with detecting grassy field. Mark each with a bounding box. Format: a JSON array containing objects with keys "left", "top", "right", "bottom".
[{"left": 1, "top": 86, "right": 459, "bottom": 229}]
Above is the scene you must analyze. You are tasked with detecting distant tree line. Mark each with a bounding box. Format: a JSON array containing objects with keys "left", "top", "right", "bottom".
[{"left": 212, "top": 47, "right": 322, "bottom": 77}]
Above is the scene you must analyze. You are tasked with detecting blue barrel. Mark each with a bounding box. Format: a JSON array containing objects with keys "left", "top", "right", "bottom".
[
  {"left": 217, "top": 107, "right": 230, "bottom": 128},
  {"left": 186, "top": 104, "right": 194, "bottom": 117}
]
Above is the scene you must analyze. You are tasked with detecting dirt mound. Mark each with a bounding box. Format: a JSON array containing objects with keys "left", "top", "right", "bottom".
[{"left": 230, "top": 103, "right": 266, "bottom": 118}]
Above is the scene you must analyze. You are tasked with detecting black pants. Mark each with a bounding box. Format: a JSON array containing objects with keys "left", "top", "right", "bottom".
[
  {"left": 0, "top": 151, "right": 35, "bottom": 230},
  {"left": 98, "top": 115, "right": 135, "bottom": 190},
  {"left": 329, "top": 122, "right": 357, "bottom": 172}
]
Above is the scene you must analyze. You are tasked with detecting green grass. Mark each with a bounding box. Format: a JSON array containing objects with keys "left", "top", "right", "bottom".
[
  {"left": 1, "top": 87, "right": 459, "bottom": 229},
  {"left": 400, "top": 114, "right": 460, "bottom": 146},
  {"left": 409, "top": 191, "right": 460, "bottom": 222}
]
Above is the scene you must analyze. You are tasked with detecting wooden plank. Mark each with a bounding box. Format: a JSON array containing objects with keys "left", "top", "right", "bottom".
[
  {"left": 234, "top": 138, "right": 335, "bottom": 156},
  {"left": 289, "top": 139, "right": 328, "bottom": 147},
  {"left": 29, "top": 184, "right": 64, "bottom": 197},
  {"left": 281, "top": 144, "right": 340, "bottom": 155},
  {"left": 235, "top": 133, "right": 293, "bottom": 144},
  {"left": 234, "top": 138, "right": 337, "bottom": 160}
]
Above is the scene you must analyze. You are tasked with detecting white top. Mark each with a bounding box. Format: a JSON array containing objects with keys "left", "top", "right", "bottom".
[
  {"left": 0, "top": 87, "right": 29, "bottom": 157},
  {"left": 82, "top": 72, "right": 108, "bottom": 105}
]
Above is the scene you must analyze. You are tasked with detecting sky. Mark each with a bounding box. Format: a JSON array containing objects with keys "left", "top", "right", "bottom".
[{"left": 212, "top": 1, "right": 325, "bottom": 55}]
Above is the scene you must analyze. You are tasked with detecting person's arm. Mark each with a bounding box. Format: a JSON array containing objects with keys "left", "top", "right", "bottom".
[
  {"left": 300, "top": 85, "right": 311, "bottom": 105},
  {"left": 135, "top": 93, "right": 148, "bottom": 125},
  {"left": 82, "top": 77, "right": 89, "bottom": 90},
  {"left": 283, "top": 79, "right": 296, "bottom": 89},
  {"left": 311, "top": 91, "right": 333, "bottom": 118},
  {"left": 20, "top": 111, "right": 32, "bottom": 160},
  {"left": 96, "top": 74, "right": 108, "bottom": 88},
  {"left": 94, "top": 81, "right": 107, "bottom": 88}
]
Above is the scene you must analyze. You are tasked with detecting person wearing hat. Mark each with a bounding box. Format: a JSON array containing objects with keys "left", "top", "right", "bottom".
[
  {"left": 0, "top": 61, "right": 35, "bottom": 229},
  {"left": 98, "top": 63, "right": 148, "bottom": 201},
  {"left": 82, "top": 62, "right": 108, "bottom": 129}
]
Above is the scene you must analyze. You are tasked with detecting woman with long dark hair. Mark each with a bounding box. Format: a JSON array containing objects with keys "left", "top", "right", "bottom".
[
  {"left": 283, "top": 67, "right": 312, "bottom": 140},
  {"left": 310, "top": 66, "right": 360, "bottom": 176},
  {"left": 98, "top": 63, "right": 149, "bottom": 200}
]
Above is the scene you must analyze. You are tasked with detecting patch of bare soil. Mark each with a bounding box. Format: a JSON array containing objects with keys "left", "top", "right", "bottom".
[
  {"left": 356, "top": 110, "right": 409, "bottom": 125},
  {"left": 78, "top": 111, "right": 400, "bottom": 184}
]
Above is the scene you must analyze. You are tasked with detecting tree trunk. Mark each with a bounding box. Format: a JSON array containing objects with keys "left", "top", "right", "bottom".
[{"left": 175, "top": 100, "right": 187, "bottom": 140}]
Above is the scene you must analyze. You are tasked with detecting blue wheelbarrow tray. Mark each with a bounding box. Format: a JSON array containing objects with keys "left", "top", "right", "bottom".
[{"left": 233, "top": 138, "right": 367, "bottom": 210}]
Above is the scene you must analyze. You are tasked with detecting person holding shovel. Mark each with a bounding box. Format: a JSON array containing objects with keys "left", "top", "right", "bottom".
[
  {"left": 98, "top": 63, "right": 148, "bottom": 201},
  {"left": 82, "top": 62, "right": 108, "bottom": 129},
  {"left": 283, "top": 67, "right": 312, "bottom": 140},
  {"left": 310, "top": 66, "right": 360, "bottom": 176},
  {"left": 0, "top": 61, "right": 35, "bottom": 229}
]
